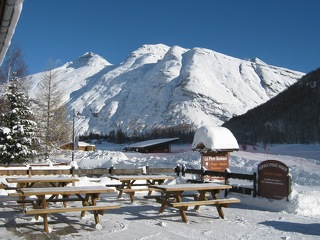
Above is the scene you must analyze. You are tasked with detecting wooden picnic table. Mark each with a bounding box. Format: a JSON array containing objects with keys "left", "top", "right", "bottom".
[
  {"left": 108, "top": 174, "right": 175, "bottom": 202},
  {"left": 16, "top": 186, "right": 120, "bottom": 233},
  {"left": 149, "top": 183, "right": 240, "bottom": 222},
  {"left": 6, "top": 176, "right": 80, "bottom": 209},
  {"left": 6, "top": 176, "right": 79, "bottom": 188}
]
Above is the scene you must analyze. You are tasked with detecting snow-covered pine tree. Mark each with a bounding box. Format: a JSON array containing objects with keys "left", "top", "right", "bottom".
[{"left": 0, "top": 76, "right": 39, "bottom": 164}]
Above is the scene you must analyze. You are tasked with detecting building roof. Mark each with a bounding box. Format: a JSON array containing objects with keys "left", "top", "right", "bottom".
[
  {"left": 78, "top": 141, "right": 95, "bottom": 147},
  {"left": 192, "top": 126, "right": 239, "bottom": 152},
  {"left": 0, "top": 0, "right": 24, "bottom": 65},
  {"left": 128, "top": 138, "right": 179, "bottom": 148}
]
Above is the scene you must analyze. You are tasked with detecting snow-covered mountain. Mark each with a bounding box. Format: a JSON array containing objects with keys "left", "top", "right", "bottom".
[{"left": 26, "top": 44, "right": 304, "bottom": 136}]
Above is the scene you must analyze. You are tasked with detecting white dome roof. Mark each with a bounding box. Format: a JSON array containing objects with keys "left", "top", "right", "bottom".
[{"left": 192, "top": 126, "right": 239, "bottom": 152}]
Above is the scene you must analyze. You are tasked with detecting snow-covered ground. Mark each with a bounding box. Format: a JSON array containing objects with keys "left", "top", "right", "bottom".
[{"left": 0, "top": 142, "right": 319, "bottom": 239}]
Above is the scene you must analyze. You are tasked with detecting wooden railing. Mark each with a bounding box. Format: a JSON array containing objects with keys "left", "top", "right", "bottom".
[
  {"left": 0, "top": 164, "right": 256, "bottom": 197},
  {"left": 0, "top": 165, "right": 176, "bottom": 177},
  {"left": 177, "top": 165, "right": 257, "bottom": 197}
]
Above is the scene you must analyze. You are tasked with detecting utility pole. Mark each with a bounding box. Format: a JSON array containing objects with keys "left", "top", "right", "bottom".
[{"left": 72, "top": 109, "right": 75, "bottom": 161}]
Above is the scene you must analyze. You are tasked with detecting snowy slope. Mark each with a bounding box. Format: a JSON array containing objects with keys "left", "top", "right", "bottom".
[
  {"left": 25, "top": 44, "right": 304, "bottom": 136},
  {"left": 0, "top": 143, "right": 319, "bottom": 239}
]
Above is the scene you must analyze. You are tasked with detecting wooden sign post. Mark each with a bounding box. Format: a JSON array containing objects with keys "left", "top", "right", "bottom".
[
  {"left": 192, "top": 126, "right": 239, "bottom": 182},
  {"left": 201, "top": 152, "right": 229, "bottom": 181}
]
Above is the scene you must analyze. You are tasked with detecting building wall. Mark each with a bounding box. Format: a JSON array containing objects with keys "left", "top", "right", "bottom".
[
  {"left": 146, "top": 143, "right": 170, "bottom": 153},
  {"left": 78, "top": 145, "right": 95, "bottom": 151},
  {"left": 60, "top": 142, "right": 73, "bottom": 150},
  {"left": 60, "top": 142, "right": 95, "bottom": 151}
]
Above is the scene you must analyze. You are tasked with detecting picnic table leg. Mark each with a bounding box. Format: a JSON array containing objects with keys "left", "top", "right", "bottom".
[
  {"left": 16, "top": 183, "right": 27, "bottom": 209},
  {"left": 159, "top": 192, "right": 172, "bottom": 213},
  {"left": 93, "top": 211, "right": 100, "bottom": 224},
  {"left": 19, "top": 195, "right": 27, "bottom": 209},
  {"left": 62, "top": 194, "right": 70, "bottom": 207},
  {"left": 175, "top": 194, "right": 189, "bottom": 222},
  {"left": 91, "top": 194, "right": 100, "bottom": 224},
  {"left": 43, "top": 213, "right": 49, "bottom": 233},
  {"left": 129, "top": 192, "right": 135, "bottom": 203},
  {"left": 147, "top": 180, "right": 164, "bottom": 196},
  {"left": 194, "top": 190, "right": 207, "bottom": 211},
  {"left": 147, "top": 180, "right": 155, "bottom": 196},
  {"left": 117, "top": 181, "right": 129, "bottom": 198},
  {"left": 125, "top": 181, "right": 136, "bottom": 202},
  {"left": 178, "top": 206, "right": 188, "bottom": 222},
  {"left": 209, "top": 190, "right": 225, "bottom": 219},
  {"left": 33, "top": 195, "right": 47, "bottom": 221},
  {"left": 37, "top": 195, "right": 49, "bottom": 233},
  {"left": 81, "top": 194, "right": 90, "bottom": 218}
]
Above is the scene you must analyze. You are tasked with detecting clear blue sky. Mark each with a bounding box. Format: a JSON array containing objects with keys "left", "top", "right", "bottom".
[{"left": 12, "top": 0, "right": 320, "bottom": 74}]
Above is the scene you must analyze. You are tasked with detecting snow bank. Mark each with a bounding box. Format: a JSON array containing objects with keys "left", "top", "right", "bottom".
[{"left": 0, "top": 142, "right": 319, "bottom": 231}]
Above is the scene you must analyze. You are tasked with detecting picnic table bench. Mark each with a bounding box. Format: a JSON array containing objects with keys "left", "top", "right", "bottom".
[
  {"left": 149, "top": 183, "right": 240, "bottom": 222},
  {"left": 108, "top": 175, "right": 174, "bottom": 202},
  {"left": 11, "top": 186, "right": 120, "bottom": 233}
]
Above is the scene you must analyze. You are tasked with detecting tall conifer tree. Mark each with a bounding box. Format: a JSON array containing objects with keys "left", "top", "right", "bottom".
[{"left": 0, "top": 76, "right": 38, "bottom": 164}]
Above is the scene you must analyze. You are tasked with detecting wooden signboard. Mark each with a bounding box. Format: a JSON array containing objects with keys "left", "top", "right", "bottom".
[
  {"left": 201, "top": 152, "right": 229, "bottom": 181},
  {"left": 258, "top": 160, "right": 289, "bottom": 200}
]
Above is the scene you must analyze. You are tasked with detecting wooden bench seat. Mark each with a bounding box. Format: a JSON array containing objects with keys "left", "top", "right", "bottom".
[
  {"left": 121, "top": 188, "right": 149, "bottom": 193},
  {"left": 24, "top": 204, "right": 120, "bottom": 215},
  {"left": 168, "top": 198, "right": 240, "bottom": 221},
  {"left": 4, "top": 186, "right": 18, "bottom": 190},
  {"left": 107, "top": 183, "right": 148, "bottom": 188},
  {"left": 8, "top": 192, "right": 23, "bottom": 197},
  {"left": 143, "top": 194, "right": 164, "bottom": 199},
  {"left": 117, "top": 187, "right": 162, "bottom": 202},
  {"left": 89, "top": 179, "right": 101, "bottom": 183},
  {"left": 12, "top": 195, "right": 83, "bottom": 208},
  {"left": 17, "top": 199, "right": 36, "bottom": 204},
  {"left": 143, "top": 193, "right": 199, "bottom": 200},
  {"left": 47, "top": 197, "right": 82, "bottom": 203},
  {"left": 120, "top": 187, "right": 163, "bottom": 192},
  {"left": 24, "top": 204, "right": 121, "bottom": 233},
  {"left": 169, "top": 198, "right": 240, "bottom": 208}
]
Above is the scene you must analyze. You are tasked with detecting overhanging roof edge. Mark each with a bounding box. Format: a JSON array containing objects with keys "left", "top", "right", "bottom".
[{"left": 0, "top": 0, "right": 24, "bottom": 65}]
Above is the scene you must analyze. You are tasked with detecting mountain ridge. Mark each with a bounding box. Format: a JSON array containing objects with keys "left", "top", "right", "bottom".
[
  {"left": 26, "top": 44, "right": 304, "bottom": 136},
  {"left": 223, "top": 68, "right": 320, "bottom": 144}
]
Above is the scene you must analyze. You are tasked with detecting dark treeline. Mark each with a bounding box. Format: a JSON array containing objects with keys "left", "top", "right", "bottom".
[
  {"left": 223, "top": 68, "right": 320, "bottom": 144},
  {"left": 79, "top": 124, "right": 196, "bottom": 144}
]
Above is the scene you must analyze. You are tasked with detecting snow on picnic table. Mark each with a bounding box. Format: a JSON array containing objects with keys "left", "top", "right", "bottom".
[{"left": 0, "top": 142, "right": 319, "bottom": 239}]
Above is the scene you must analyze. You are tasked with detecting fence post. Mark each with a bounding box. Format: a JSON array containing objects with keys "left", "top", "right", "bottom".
[
  {"left": 287, "top": 174, "right": 292, "bottom": 201},
  {"left": 146, "top": 165, "right": 149, "bottom": 175},
  {"left": 182, "top": 165, "right": 186, "bottom": 177},
  {"left": 224, "top": 169, "right": 229, "bottom": 197},
  {"left": 28, "top": 166, "right": 32, "bottom": 178},
  {"left": 109, "top": 166, "right": 115, "bottom": 175},
  {"left": 71, "top": 166, "right": 75, "bottom": 177},
  {"left": 253, "top": 172, "right": 257, "bottom": 198},
  {"left": 200, "top": 166, "right": 205, "bottom": 182},
  {"left": 176, "top": 165, "right": 180, "bottom": 176}
]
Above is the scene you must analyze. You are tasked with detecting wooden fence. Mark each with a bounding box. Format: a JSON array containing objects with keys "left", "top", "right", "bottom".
[
  {"left": 177, "top": 165, "right": 257, "bottom": 197},
  {"left": 0, "top": 165, "right": 176, "bottom": 177},
  {"left": 0, "top": 164, "right": 256, "bottom": 197}
]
